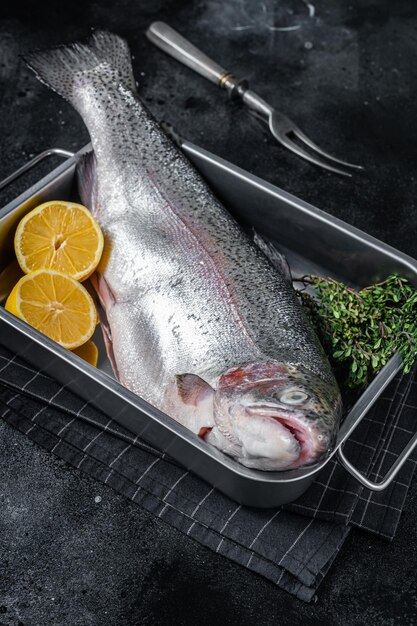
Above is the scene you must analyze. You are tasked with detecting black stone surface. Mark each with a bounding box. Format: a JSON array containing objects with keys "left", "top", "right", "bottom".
[{"left": 1, "top": 1, "right": 417, "bottom": 624}]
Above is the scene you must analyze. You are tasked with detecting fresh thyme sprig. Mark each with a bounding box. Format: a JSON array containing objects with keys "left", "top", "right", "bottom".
[{"left": 296, "top": 274, "right": 417, "bottom": 389}]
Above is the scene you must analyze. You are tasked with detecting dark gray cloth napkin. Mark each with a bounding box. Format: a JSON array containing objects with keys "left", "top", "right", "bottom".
[{"left": 1, "top": 343, "right": 416, "bottom": 602}]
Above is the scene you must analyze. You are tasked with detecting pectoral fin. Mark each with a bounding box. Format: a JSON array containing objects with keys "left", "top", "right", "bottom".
[
  {"left": 171, "top": 374, "right": 215, "bottom": 435},
  {"left": 175, "top": 374, "right": 215, "bottom": 406}
]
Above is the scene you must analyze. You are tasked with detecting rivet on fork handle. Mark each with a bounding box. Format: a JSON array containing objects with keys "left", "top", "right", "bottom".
[{"left": 218, "top": 72, "right": 249, "bottom": 100}]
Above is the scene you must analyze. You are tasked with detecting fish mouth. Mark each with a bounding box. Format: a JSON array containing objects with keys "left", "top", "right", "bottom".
[{"left": 245, "top": 405, "right": 325, "bottom": 468}]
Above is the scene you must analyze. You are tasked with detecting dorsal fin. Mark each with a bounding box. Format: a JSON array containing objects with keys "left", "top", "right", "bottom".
[{"left": 254, "top": 231, "right": 292, "bottom": 281}]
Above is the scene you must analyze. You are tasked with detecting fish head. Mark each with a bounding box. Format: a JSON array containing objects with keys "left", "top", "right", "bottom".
[{"left": 214, "top": 362, "right": 341, "bottom": 471}]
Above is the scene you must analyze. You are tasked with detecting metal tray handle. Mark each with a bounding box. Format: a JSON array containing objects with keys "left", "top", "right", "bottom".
[
  {"left": 337, "top": 410, "right": 417, "bottom": 492},
  {"left": 0, "top": 148, "right": 74, "bottom": 191}
]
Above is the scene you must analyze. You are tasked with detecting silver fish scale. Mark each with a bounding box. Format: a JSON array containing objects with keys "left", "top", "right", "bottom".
[{"left": 73, "top": 79, "right": 335, "bottom": 410}]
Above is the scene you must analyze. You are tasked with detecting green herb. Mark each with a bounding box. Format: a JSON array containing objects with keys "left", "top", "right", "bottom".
[{"left": 296, "top": 274, "right": 417, "bottom": 389}]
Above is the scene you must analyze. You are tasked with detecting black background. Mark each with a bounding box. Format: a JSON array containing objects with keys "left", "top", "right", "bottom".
[{"left": 1, "top": 1, "right": 417, "bottom": 624}]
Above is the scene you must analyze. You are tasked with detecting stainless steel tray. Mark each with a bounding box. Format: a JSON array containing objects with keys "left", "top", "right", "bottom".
[{"left": 1, "top": 144, "right": 417, "bottom": 508}]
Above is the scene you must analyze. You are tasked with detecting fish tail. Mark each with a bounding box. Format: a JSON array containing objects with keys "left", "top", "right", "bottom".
[{"left": 22, "top": 30, "right": 137, "bottom": 106}]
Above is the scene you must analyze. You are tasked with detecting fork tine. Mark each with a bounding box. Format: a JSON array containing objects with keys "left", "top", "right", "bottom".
[
  {"left": 292, "top": 127, "right": 363, "bottom": 170},
  {"left": 248, "top": 102, "right": 360, "bottom": 175},
  {"left": 277, "top": 132, "right": 353, "bottom": 177}
]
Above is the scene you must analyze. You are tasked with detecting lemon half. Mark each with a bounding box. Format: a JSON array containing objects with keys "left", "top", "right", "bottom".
[
  {"left": 15, "top": 201, "right": 104, "bottom": 281},
  {"left": 6, "top": 269, "right": 98, "bottom": 349},
  {"left": 72, "top": 340, "right": 99, "bottom": 367}
]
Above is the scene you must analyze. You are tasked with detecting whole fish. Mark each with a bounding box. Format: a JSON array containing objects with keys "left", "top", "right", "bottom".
[{"left": 24, "top": 31, "right": 342, "bottom": 471}]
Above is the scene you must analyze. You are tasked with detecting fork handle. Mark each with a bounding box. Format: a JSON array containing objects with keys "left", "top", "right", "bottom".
[{"left": 146, "top": 22, "right": 248, "bottom": 97}]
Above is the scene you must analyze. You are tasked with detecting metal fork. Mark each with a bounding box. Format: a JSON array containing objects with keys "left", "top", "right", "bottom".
[{"left": 146, "top": 22, "right": 363, "bottom": 177}]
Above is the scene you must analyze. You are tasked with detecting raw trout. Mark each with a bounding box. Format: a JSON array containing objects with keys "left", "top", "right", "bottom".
[{"left": 24, "top": 31, "right": 342, "bottom": 470}]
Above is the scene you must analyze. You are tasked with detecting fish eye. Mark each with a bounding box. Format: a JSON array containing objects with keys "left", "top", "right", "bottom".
[{"left": 279, "top": 389, "right": 309, "bottom": 405}]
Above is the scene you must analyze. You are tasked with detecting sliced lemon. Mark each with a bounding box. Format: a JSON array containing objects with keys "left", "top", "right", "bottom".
[
  {"left": 15, "top": 200, "right": 104, "bottom": 281},
  {"left": 72, "top": 340, "right": 99, "bottom": 367},
  {"left": 5, "top": 269, "right": 98, "bottom": 349}
]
